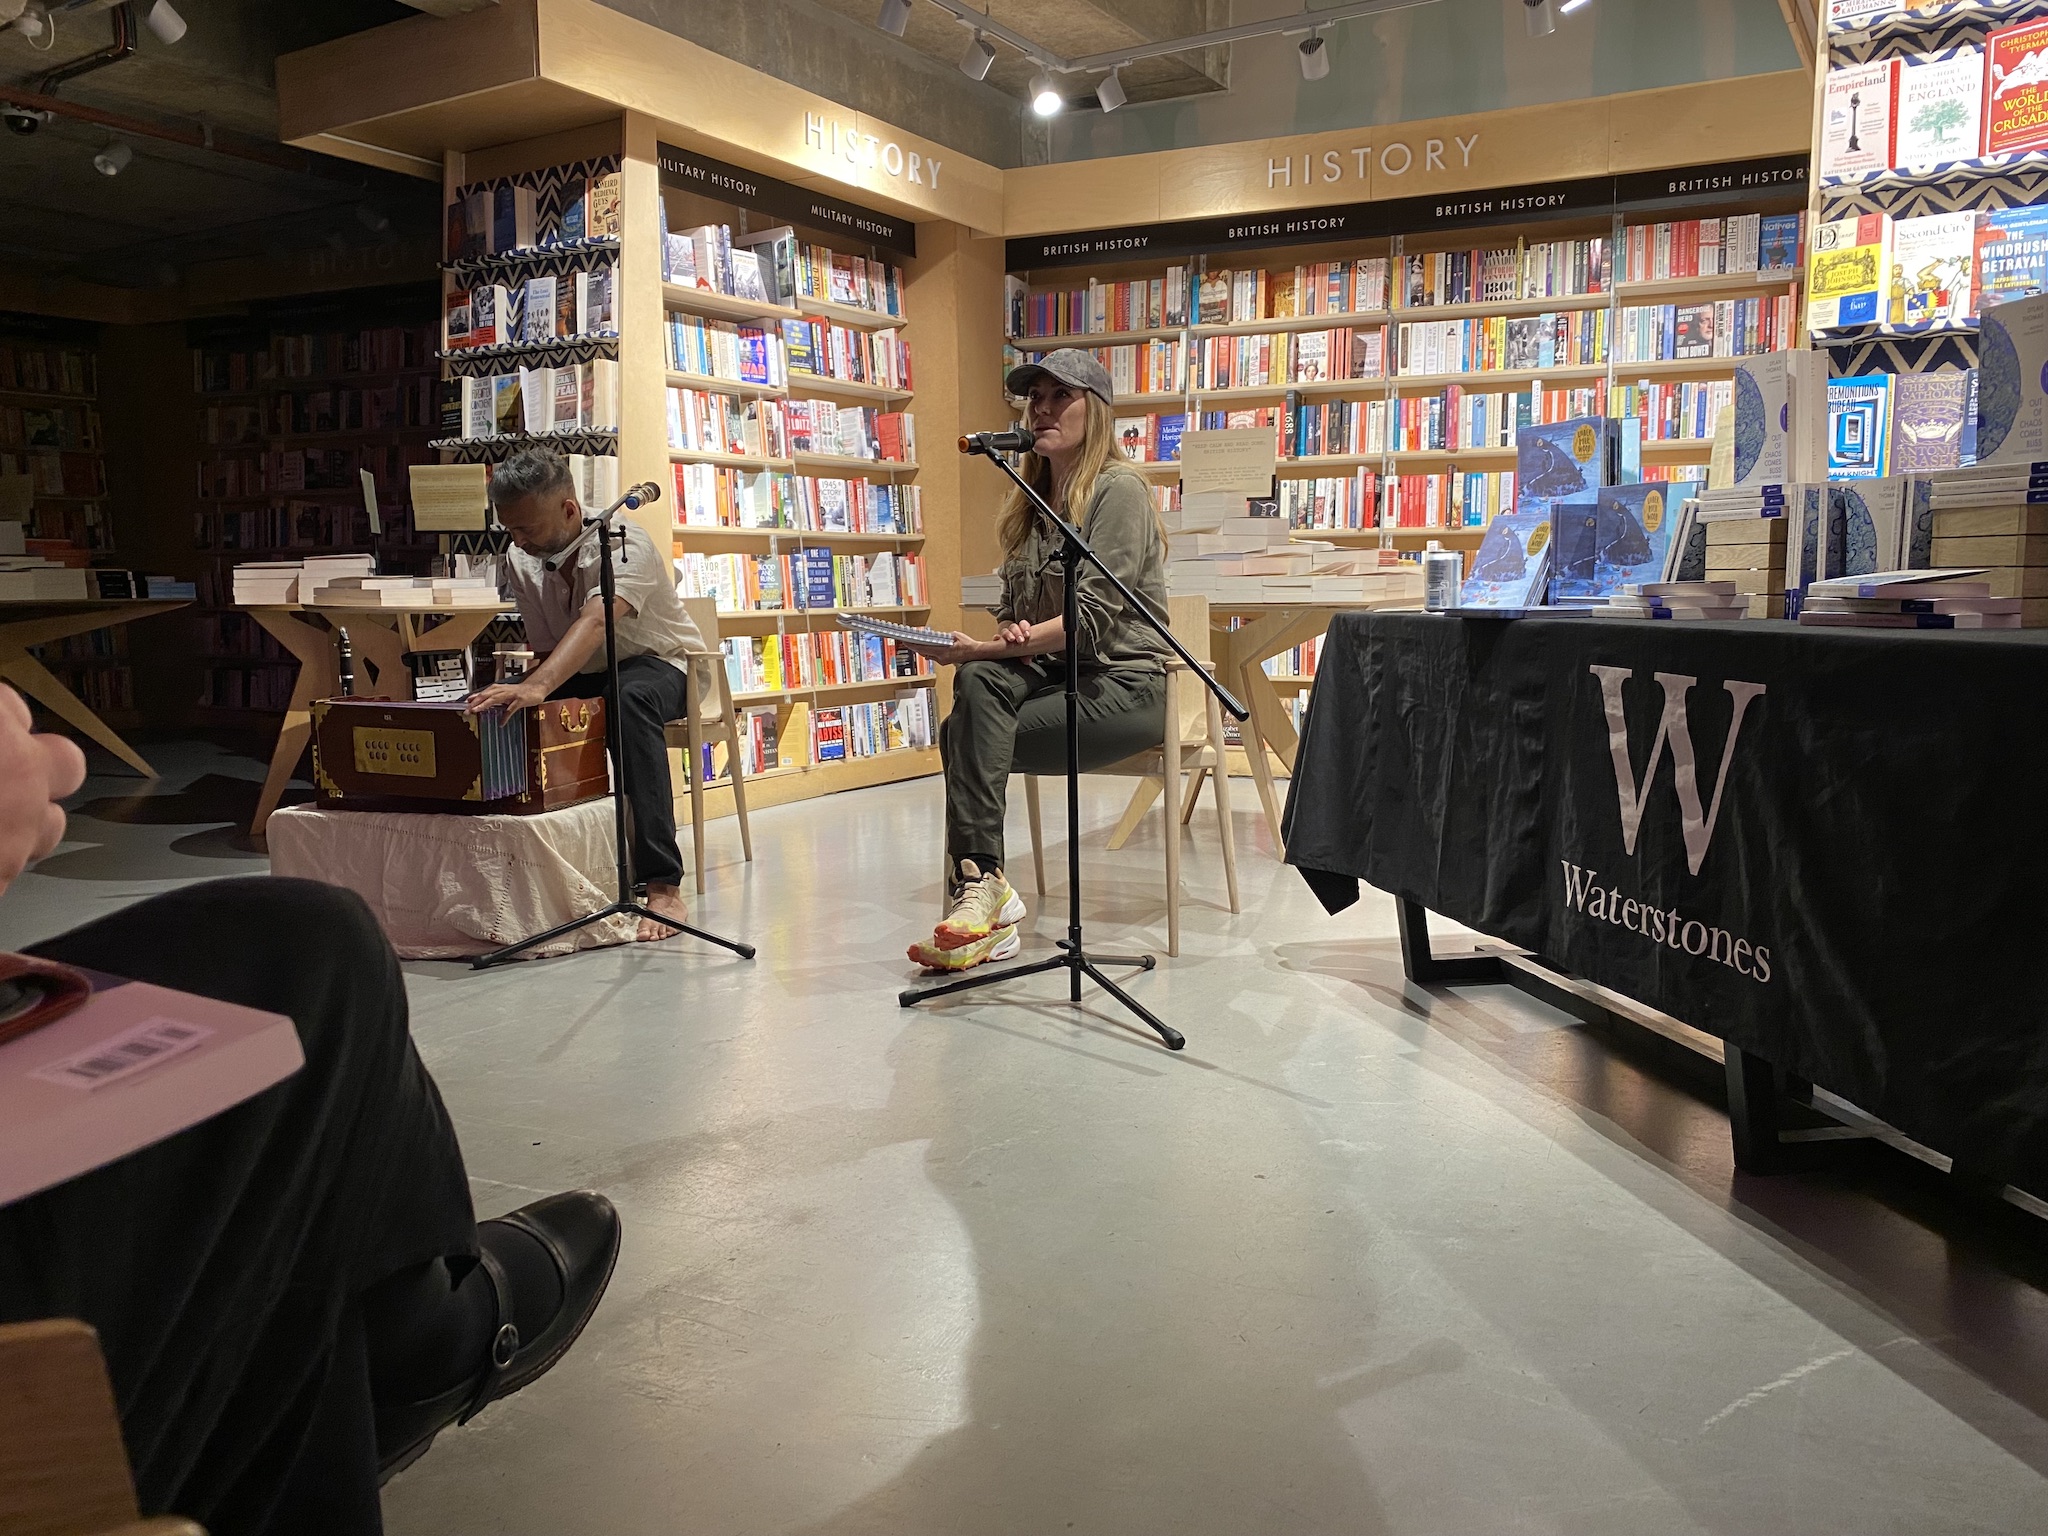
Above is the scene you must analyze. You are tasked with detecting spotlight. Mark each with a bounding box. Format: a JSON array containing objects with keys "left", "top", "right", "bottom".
[
  {"left": 1095, "top": 66, "right": 1127, "bottom": 112},
  {"left": 1298, "top": 35, "right": 1329, "bottom": 80},
  {"left": 143, "top": 0, "right": 184, "bottom": 44},
  {"left": 92, "top": 140, "right": 132, "bottom": 176},
  {"left": 1030, "top": 70, "right": 1062, "bottom": 116},
  {"left": 1560, "top": 0, "right": 1591, "bottom": 10},
  {"left": 960, "top": 30, "right": 994, "bottom": 81},
  {"left": 1524, "top": 0, "right": 1556, "bottom": 36},
  {"left": 877, "top": 0, "right": 910, "bottom": 37}
]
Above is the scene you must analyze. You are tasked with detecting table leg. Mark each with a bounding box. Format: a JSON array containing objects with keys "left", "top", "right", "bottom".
[
  {"left": 1234, "top": 653, "right": 1287, "bottom": 849},
  {"left": 1724, "top": 1044, "right": 1787, "bottom": 1175},
  {"left": 338, "top": 617, "right": 412, "bottom": 702},
  {"left": 1396, "top": 897, "right": 1506, "bottom": 986},
  {"left": 247, "top": 610, "right": 339, "bottom": 836},
  {"left": 0, "top": 647, "right": 156, "bottom": 777}
]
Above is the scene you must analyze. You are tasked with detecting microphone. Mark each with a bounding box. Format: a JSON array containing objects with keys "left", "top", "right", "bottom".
[
  {"left": 959, "top": 427, "right": 1039, "bottom": 455},
  {"left": 619, "top": 481, "right": 662, "bottom": 510}
]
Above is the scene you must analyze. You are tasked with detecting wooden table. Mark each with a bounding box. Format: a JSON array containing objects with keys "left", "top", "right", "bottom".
[
  {"left": 1104, "top": 597, "right": 1419, "bottom": 854},
  {"left": 243, "top": 603, "right": 511, "bottom": 835},
  {"left": 0, "top": 598, "right": 189, "bottom": 777}
]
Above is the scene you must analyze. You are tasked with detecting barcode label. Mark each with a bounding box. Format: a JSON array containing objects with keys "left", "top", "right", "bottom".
[{"left": 31, "top": 1017, "right": 214, "bottom": 1091}]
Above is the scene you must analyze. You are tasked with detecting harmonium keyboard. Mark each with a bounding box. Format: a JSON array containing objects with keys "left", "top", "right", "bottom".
[{"left": 311, "top": 697, "right": 609, "bottom": 815}]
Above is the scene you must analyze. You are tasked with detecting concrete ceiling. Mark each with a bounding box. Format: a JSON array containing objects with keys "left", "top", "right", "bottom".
[
  {"left": 0, "top": 0, "right": 438, "bottom": 290},
  {"left": 809, "top": 0, "right": 1233, "bottom": 110}
]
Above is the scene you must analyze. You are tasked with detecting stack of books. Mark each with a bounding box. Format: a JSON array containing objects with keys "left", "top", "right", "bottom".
[
  {"left": 0, "top": 559, "right": 88, "bottom": 599},
  {"left": 310, "top": 576, "right": 499, "bottom": 610},
  {"left": 1798, "top": 568, "right": 2015, "bottom": 628},
  {"left": 231, "top": 561, "right": 303, "bottom": 606},
  {"left": 960, "top": 573, "right": 1003, "bottom": 609},
  {"left": 297, "top": 554, "right": 376, "bottom": 605},
  {"left": 1601, "top": 581, "right": 1747, "bottom": 621},
  {"left": 1703, "top": 512, "right": 1788, "bottom": 617}
]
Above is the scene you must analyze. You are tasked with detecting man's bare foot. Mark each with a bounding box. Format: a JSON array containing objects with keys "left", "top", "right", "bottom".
[{"left": 637, "top": 884, "right": 689, "bottom": 942}]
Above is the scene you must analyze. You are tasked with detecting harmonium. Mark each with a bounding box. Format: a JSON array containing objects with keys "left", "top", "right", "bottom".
[{"left": 311, "top": 697, "right": 610, "bottom": 815}]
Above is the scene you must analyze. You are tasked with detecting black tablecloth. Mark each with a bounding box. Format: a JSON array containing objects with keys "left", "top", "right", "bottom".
[{"left": 1283, "top": 612, "right": 2048, "bottom": 1188}]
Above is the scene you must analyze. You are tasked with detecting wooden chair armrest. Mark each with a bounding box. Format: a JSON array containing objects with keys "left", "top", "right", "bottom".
[{"left": 105, "top": 1521, "right": 206, "bottom": 1536}]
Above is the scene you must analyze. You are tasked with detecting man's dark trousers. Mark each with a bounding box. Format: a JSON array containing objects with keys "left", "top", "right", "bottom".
[{"left": 550, "top": 652, "right": 689, "bottom": 889}]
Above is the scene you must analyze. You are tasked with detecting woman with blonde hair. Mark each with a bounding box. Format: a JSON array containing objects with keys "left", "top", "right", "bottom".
[{"left": 902, "top": 349, "right": 1171, "bottom": 971}]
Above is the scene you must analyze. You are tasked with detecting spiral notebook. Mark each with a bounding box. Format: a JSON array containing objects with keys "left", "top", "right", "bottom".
[{"left": 836, "top": 613, "right": 955, "bottom": 648}]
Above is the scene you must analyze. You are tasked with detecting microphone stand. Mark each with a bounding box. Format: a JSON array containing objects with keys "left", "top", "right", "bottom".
[
  {"left": 473, "top": 486, "right": 756, "bottom": 969},
  {"left": 898, "top": 443, "right": 1248, "bottom": 1050}
]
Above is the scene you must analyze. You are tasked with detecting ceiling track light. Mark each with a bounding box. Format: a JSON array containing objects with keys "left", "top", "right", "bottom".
[
  {"left": 1559, "top": 0, "right": 1592, "bottom": 10},
  {"left": 877, "top": 0, "right": 911, "bottom": 38},
  {"left": 92, "top": 139, "right": 132, "bottom": 176},
  {"left": 1095, "top": 65, "right": 1127, "bottom": 113},
  {"left": 143, "top": 0, "right": 185, "bottom": 45},
  {"left": 1029, "top": 69, "right": 1063, "bottom": 116},
  {"left": 960, "top": 29, "right": 994, "bottom": 80},
  {"left": 1298, "top": 34, "right": 1330, "bottom": 80},
  {"left": 1524, "top": 0, "right": 1557, "bottom": 37}
]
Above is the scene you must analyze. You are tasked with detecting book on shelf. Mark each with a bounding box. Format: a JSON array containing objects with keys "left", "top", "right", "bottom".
[
  {"left": 1976, "top": 291, "right": 2048, "bottom": 464},
  {"left": 1896, "top": 46, "right": 1986, "bottom": 168},
  {"left": 1888, "top": 210, "right": 1976, "bottom": 324},
  {"left": 490, "top": 184, "right": 538, "bottom": 254},
  {"left": 521, "top": 275, "right": 558, "bottom": 343},
  {"left": 1808, "top": 214, "right": 1890, "bottom": 329},
  {"left": 1828, "top": 374, "right": 1894, "bottom": 478},
  {"left": 735, "top": 226, "right": 798, "bottom": 306},
  {"left": 1986, "top": 19, "right": 2048, "bottom": 157},
  {"left": 1974, "top": 204, "right": 2048, "bottom": 308},
  {"left": 1892, "top": 369, "right": 1977, "bottom": 471},
  {"left": 1820, "top": 59, "right": 1898, "bottom": 178}
]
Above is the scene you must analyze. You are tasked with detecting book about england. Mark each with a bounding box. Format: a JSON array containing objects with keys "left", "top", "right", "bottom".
[
  {"left": 1820, "top": 60, "right": 1898, "bottom": 177},
  {"left": 1896, "top": 47, "right": 1986, "bottom": 168}
]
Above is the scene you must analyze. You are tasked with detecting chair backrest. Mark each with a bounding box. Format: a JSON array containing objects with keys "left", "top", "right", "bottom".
[
  {"left": 0, "top": 1319, "right": 151, "bottom": 1536},
  {"left": 682, "top": 596, "right": 722, "bottom": 648}
]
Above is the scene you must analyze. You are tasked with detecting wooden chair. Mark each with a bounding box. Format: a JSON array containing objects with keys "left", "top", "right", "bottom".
[
  {"left": 661, "top": 597, "right": 755, "bottom": 895},
  {"left": 0, "top": 1318, "right": 204, "bottom": 1536},
  {"left": 1020, "top": 595, "right": 1239, "bottom": 957}
]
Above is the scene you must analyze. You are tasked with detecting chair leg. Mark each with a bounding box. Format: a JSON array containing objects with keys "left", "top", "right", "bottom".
[
  {"left": 1162, "top": 673, "right": 1183, "bottom": 958},
  {"left": 1106, "top": 779, "right": 1162, "bottom": 850},
  {"left": 686, "top": 713, "right": 707, "bottom": 896},
  {"left": 719, "top": 680, "right": 753, "bottom": 864},
  {"left": 1207, "top": 691, "right": 1240, "bottom": 915},
  {"left": 1024, "top": 774, "right": 1046, "bottom": 896},
  {"left": 1180, "top": 766, "right": 1206, "bottom": 825}
]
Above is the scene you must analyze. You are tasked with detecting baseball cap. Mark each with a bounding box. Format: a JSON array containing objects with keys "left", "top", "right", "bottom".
[{"left": 1004, "top": 347, "right": 1114, "bottom": 407}]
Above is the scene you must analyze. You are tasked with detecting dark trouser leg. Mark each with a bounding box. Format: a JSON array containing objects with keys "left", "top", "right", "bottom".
[
  {"left": 1008, "top": 667, "right": 1168, "bottom": 778},
  {"left": 940, "top": 659, "right": 1041, "bottom": 876},
  {"left": 0, "top": 878, "right": 476, "bottom": 1535},
  {"left": 552, "top": 655, "right": 690, "bottom": 890}
]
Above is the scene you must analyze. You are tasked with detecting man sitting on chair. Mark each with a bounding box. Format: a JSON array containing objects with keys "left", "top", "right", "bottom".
[{"left": 468, "top": 448, "right": 703, "bottom": 940}]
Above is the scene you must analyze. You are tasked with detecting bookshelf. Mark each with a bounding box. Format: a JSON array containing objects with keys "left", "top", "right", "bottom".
[
  {"left": 651, "top": 168, "right": 936, "bottom": 803},
  {"left": 1005, "top": 199, "right": 1808, "bottom": 552},
  {"left": 0, "top": 319, "right": 130, "bottom": 723},
  {"left": 190, "top": 290, "right": 442, "bottom": 720}
]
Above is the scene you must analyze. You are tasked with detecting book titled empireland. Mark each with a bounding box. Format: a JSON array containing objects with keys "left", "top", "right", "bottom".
[{"left": 1820, "top": 60, "right": 1898, "bottom": 178}]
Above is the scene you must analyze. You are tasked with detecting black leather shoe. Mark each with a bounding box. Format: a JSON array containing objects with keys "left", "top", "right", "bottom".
[{"left": 376, "top": 1190, "right": 622, "bottom": 1483}]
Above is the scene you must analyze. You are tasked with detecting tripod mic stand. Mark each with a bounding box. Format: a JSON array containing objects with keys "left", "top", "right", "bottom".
[
  {"left": 473, "top": 483, "right": 756, "bottom": 969},
  {"left": 898, "top": 444, "right": 1247, "bottom": 1049}
]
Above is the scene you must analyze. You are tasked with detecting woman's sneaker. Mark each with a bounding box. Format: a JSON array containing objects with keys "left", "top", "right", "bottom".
[
  {"left": 907, "top": 924, "right": 1020, "bottom": 972},
  {"left": 932, "top": 860, "right": 1026, "bottom": 950}
]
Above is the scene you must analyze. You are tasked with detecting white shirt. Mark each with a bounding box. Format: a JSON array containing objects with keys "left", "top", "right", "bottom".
[{"left": 500, "top": 516, "right": 703, "bottom": 674}]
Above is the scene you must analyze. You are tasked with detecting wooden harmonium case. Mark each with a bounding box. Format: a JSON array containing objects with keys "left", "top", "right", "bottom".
[{"left": 312, "top": 697, "right": 609, "bottom": 815}]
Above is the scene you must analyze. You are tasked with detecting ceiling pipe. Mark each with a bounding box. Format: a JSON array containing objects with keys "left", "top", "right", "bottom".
[
  {"left": 34, "top": 0, "right": 133, "bottom": 95},
  {"left": 0, "top": 83, "right": 373, "bottom": 184}
]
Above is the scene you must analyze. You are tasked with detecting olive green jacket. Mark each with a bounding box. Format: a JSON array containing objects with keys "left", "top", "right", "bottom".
[{"left": 996, "top": 464, "right": 1171, "bottom": 672}]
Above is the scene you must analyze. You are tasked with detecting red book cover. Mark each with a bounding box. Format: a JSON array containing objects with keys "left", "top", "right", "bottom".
[{"left": 1986, "top": 20, "right": 2048, "bottom": 155}]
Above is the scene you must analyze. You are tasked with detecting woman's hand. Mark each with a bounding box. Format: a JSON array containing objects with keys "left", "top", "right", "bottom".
[
  {"left": 910, "top": 631, "right": 997, "bottom": 667},
  {"left": 0, "top": 684, "right": 87, "bottom": 895},
  {"left": 996, "top": 620, "right": 1033, "bottom": 649}
]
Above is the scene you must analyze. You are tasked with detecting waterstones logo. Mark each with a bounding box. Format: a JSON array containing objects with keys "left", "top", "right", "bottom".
[{"left": 1559, "top": 665, "right": 1773, "bottom": 983}]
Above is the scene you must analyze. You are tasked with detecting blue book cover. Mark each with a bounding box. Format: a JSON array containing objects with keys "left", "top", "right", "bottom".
[
  {"left": 1514, "top": 416, "right": 1609, "bottom": 525},
  {"left": 1592, "top": 483, "right": 1680, "bottom": 594},
  {"left": 1458, "top": 509, "right": 1554, "bottom": 608},
  {"left": 1760, "top": 213, "right": 1803, "bottom": 272},
  {"left": 1548, "top": 490, "right": 1601, "bottom": 601},
  {"left": 1157, "top": 413, "right": 1187, "bottom": 462},
  {"left": 1975, "top": 206, "right": 2048, "bottom": 312},
  {"left": 1827, "top": 374, "right": 1893, "bottom": 479},
  {"left": 795, "top": 547, "right": 837, "bottom": 608}
]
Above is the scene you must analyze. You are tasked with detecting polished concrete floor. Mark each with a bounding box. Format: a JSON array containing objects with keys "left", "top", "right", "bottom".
[{"left": 14, "top": 741, "right": 2048, "bottom": 1535}]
